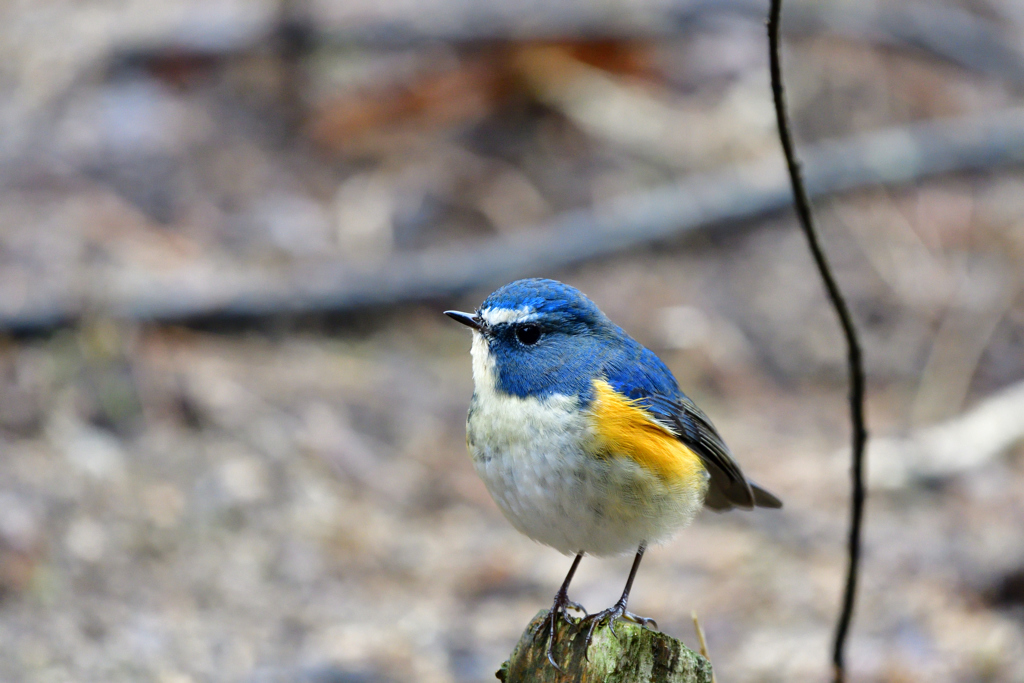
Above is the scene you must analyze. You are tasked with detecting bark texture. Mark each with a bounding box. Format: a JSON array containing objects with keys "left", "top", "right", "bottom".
[{"left": 497, "top": 610, "right": 713, "bottom": 683}]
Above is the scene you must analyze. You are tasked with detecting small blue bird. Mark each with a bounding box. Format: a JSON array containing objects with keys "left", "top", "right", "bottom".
[{"left": 446, "top": 278, "right": 781, "bottom": 666}]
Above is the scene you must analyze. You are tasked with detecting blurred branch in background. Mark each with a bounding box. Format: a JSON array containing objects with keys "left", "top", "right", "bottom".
[{"left": 2, "top": 106, "right": 1024, "bottom": 333}]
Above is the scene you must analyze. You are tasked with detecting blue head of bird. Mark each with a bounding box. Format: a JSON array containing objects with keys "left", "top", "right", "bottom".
[{"left": 445, "top": 278, "right": 671, "bottom": 404}]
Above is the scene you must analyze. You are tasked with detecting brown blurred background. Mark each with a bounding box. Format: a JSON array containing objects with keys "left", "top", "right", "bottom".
[{"left": 1, "top": 0, "right": 1023, "bottom": 681}]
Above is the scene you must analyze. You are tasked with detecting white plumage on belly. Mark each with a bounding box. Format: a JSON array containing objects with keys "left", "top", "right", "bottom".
[{"left": 466, "top": 332, "right": 703, "bottom": 556}]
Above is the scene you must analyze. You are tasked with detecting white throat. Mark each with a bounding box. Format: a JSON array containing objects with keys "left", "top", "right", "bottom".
[{"left": 469, "top": 331, "right": 499, "bottom": 399}]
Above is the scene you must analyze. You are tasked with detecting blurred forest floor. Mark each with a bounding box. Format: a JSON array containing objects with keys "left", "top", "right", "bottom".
[{"left": 1, "top": 1, "right": 1024, "bottom": 682}]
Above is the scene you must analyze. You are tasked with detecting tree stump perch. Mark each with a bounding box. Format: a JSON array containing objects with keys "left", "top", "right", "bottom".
[{"left": 497, "top": 610, "right": 713, "bottom": 682}]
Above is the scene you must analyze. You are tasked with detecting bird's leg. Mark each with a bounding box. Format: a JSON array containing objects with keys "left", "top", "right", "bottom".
[
  {"left": 584, "top": 543, "right": 658, "bottom": 651},
  {"left": 533, "top": 552, "right": 586, "bottom": 670}
]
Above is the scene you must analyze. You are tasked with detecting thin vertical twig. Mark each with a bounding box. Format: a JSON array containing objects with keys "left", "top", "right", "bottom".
[
  {"left": 692, "top": 612, "right": 718, "bottom": 683},
  {"left": 766, "top": 2, "right": 869, "bottom": 682}
]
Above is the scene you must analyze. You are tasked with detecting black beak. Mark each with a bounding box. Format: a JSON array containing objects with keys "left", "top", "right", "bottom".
[{"left": 444, "top": 310, "right": 484, "bottom": 332}]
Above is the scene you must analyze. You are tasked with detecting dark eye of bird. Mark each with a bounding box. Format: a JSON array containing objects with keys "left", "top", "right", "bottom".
[{"left": 515, "top": 323, "right": 542, "bottom": 346}]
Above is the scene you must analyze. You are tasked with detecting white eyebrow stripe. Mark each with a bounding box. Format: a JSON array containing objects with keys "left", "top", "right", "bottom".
[{"left": 479, "top": 306, "right": 538, "bottom": 325}]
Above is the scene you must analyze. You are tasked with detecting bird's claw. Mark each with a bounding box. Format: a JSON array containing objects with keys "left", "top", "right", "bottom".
[
  {"left": 531, "top": 598, "right": 586, "bottom": 634},
  {"left": 538, "top": 590, "right": 587, "bottom": 670},
  {"left": 582, "top": 602, "right": 658, "bottom": 658}
]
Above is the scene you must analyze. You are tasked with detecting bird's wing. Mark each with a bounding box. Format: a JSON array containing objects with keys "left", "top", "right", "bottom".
[{"left": 603, "top": 348, "right": 782, "bottom": 512}]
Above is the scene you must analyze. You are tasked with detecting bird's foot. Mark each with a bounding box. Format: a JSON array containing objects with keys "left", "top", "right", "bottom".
[
  {"left": 534, "top": 590, "right": 587, "bottom": 671},
  {"left": 582, "top": 601, "right": 658, "bottom": 656}
]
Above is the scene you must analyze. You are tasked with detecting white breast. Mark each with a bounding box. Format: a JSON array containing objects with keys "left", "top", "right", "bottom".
[{"left": 466, "top": 332, "right": 700, "bottom": 556}]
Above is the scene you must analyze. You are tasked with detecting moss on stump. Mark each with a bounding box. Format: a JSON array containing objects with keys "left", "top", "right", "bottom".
[{"left": 497, "top": 610, "right": 713, "bottom": 683}]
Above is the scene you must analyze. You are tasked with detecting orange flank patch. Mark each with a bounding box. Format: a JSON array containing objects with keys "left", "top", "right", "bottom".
[{"left": 589, "top": 379, "right": 706, "bottom": 488}]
